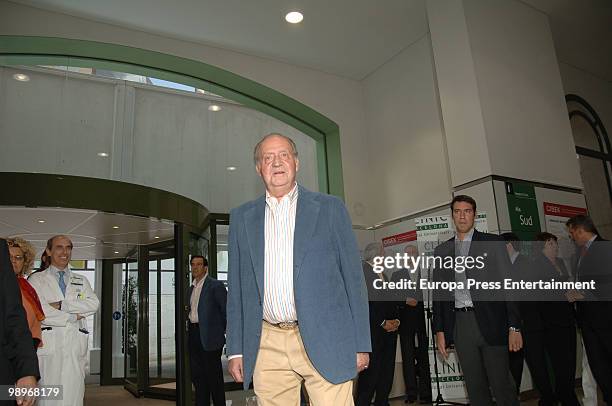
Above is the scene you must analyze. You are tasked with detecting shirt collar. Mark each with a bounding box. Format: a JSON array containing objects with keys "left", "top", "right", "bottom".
[
  {"left": 456, "top": 227, "right": 475, "bottom": 242},
  {"left": 265, "top": 182, "right": 299, "bottom": 206},
  {"left": 585, "top": 234, "right": 597, "bottom": 249},
  {"left": 192, "top": 273, "right": 207, "bottom": 288},
  {"left": 49, "top": 264, "right": 70, "bottom": 276},
  {"left": 510, "top": 251, "right": 519, "bottom": 264}
]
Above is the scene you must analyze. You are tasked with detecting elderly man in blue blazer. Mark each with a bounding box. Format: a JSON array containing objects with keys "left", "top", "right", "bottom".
[{"left": 226, "top": 133, "right": 371, "bottom": 406}]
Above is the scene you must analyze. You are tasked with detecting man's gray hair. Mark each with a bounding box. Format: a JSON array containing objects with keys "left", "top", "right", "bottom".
[
  {"left": 363, "top": 242, "right": 383, "bottom": 262},
  {"left": 253, "top": 133, "right": 299, "bottom": 165}
]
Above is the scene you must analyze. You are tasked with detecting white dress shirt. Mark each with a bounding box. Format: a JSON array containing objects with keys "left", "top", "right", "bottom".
[
  {"left": 262, "top": 182, "right": 299, "bottom": 324},
  {"left": 189, "top": 274, "right": 207, "bottom": 323}
]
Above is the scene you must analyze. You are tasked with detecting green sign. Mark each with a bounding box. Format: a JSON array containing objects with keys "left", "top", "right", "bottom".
[{"left": 505, "top": 181, "right": 541, "bottom": 241}]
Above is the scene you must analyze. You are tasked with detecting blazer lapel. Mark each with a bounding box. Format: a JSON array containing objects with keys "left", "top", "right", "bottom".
[
  {"left": 245, "top": 197, "right": 266, "bottom": 300},
  {"left": 293, "top": 186, "right": 320, "bottom": 283},
  {"left": 198, "top": 277, "right": 211, "bottom": 310}
]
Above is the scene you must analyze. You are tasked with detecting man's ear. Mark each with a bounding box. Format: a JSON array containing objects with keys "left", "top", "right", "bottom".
[{"left": 295, "top": 158, "right": 300, "bottom": 173}]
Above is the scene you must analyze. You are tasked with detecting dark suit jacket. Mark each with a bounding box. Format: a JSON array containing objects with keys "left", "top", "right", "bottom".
[
  {"left": 521, "top": 254, "right": 575, "bottom": 332},
  {"left": 574, "top": 236, "right": 612, "bottom": 330},
  {"left": 363, "top": 262, "right": 399, "bottom": 349},
  {"left": 391, "top": 267, "right": 427, "bottom": 332},
  {"left": 432, "top": 229, "right": 521, "bottom": 346},
  {"left": 189, "top": 276, "right": 227, "bottom": 351},
  {"left": 0, "top": 239, "right": 39, "bottom": 384}
]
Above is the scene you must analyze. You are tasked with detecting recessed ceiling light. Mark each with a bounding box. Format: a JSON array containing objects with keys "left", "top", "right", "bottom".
[
  {"left": 285, "top": 11, "right": 303, "bottom": 24},
  {"left": 226, "top": 166, "right": 237, "bottom": 171},
  {"left": 37, "top": 219, "right": 45, "bottom": 224},
  {"left": 208, "top": 105, "right": 221, "bottom": 112},
  {"left": 196, "top": 89, "right": 206, "bottom": 94},
  {"left": 114, "top": 251, "right": 119, "bottom": 254},
  {"left": 154, "top": 236, "right": 160, "bottom": 239},
  {"left": 97, "top": 152, "right": 109, "bottom": 157},
  {"left": 112, "top": 225, "right": 119, "bottom": 229},
  {"left": 13, "top": 73, "right": 30, "bottom": 82}
]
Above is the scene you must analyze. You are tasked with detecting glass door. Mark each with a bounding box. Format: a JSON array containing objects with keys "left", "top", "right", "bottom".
[{"left": 123, "top": 249, "right": 141, "bottom": 395}]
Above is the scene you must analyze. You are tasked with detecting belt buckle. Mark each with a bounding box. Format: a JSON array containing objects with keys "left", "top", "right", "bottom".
[{"left": 277, "top": 321, "right": 298, "bottom": 329}]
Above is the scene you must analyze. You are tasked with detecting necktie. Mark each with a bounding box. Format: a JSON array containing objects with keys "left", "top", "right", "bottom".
[{"left": 58, "top": 271, "right": 67, "bottom": 296}]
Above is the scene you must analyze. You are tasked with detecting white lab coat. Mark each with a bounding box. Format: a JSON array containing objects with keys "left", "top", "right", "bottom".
[{"left": 28, "top": 266, "right": 100, "bottom": 406}]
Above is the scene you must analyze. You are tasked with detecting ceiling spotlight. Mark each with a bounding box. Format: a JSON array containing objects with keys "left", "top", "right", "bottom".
[
  {"left": 13, "top": 73, "right": 30, "bottom": 82},
  {"left": 114, "top": 251, "right": 119, "bottom": 254},
  {"left": 112, "top": 225, "right": 119, "bottom": 229},
  {"left": 154, "top": 236, "right": 160, "bottom": 239},
  {"left": 226, "top": 166, "right": 237, "bottom": 171},
  {"left": 97, "top": 152, "right": 109, "bottom": 157},
  {"left": 208, "top": 105, "right": 221, "bottom": 112},
  {"left": 37, "top": 219, "right": 46, "bottom": 224},
  {"left": 285, "top": 11, "right": 303, "bottom": 24}
]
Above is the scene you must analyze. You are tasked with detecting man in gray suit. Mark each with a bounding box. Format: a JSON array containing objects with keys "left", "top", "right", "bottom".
[{"left": 226, "top": 133, "right": 371, "bottom": 406}]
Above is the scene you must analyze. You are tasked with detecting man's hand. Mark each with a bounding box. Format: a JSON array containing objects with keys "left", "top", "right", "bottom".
[
  {"left": 228, "top": 357, "right": 244, "bottom": 383},
  {"left": 508, "top": 330, "right": 523, "bottom": 352},
  {"left": 76, "top": 314, "right": 84, "bottom": 320},
  {"left": 356, "top": 352, "right": 369, "bottom": 373},
  {"left": 382, "top": 319, "right": 400, "bottom": 332},
  {"left": 565, "top": 289, "right": 584, "bottom": 303},
  {"left": 436, "top": 332, "right": 448, "bottom": 359},
  {"left": 15, "top": 376, "right": 37, "bottom": 406},
  {"left": 406, "top": 298, "right": 418, "bottom": 307},
  {"left": 49, "top": 301, "right": 61, "bottom": 310}
]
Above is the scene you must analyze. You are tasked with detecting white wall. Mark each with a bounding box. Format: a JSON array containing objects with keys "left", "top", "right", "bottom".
[
  {"left": 0, "top": 65, "right": 318, "bottom": 213},
  {"left": 0, "top": 1, "right": 373, "bottom": 224},
  {"left": 463, "top": 0, "right": 582, "bottom": 189},
  {"left": 363, "top": 34, "right": 452, "bottom": 224}
]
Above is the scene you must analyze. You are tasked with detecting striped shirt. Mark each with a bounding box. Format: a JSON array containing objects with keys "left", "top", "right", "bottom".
[{"left": 262, "top": 183, "right": 299, "bottom": 324}]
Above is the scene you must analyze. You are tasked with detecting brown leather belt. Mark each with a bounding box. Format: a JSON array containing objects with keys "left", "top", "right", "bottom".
[{"left": 266, "top": 320, "right": 299, "bottom": 329}]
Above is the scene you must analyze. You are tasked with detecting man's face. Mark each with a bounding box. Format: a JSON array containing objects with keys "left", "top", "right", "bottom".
[
  {"left": 452, "top": 201, "right": 476, "bottom": 234},
  {"left": 191, "top": 257, "right": 207, "bottom": 280},
  {"left": 404, "top": 245, "right": 419, "bottom": 259},
  {"left": 567, "top": 225, "right": 588, "bottom": 246},
  {"left": 256, "top": 136, "right": 299, "bottom": 194},
  {"left": 46, "top": 236, "right": 72, "bottom": 269}
]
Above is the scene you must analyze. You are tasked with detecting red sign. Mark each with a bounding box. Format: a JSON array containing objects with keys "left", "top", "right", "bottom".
[
  {"left": 543, "top": 202, "right": 587, "bottom": 218},
  {"left": 382, "top": 230, "right": 417, "bottom": 247}
]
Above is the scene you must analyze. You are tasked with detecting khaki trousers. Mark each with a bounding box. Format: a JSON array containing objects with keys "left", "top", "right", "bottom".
[{"left": 253, "top": 321, "right": 354, "bottom": 406}]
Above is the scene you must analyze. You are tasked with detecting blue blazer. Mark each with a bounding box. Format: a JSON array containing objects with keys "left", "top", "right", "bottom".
[
  {"left": 189, "top": 276, "right": 227, "bottom": 351},
  {"left": 226, "top": 185, "right": 371, "bottom": 388}
]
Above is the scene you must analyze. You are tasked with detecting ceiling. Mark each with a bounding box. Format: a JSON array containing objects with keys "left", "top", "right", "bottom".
[
  {"left": 10, "top": 0, "right": 429, "bottom": 80},
  {"left": 0, "top": 207, "right": 174, "bottom": 260},
  {"left": 522, "top": 0, "right": 612, "bottom": 82},
  {"left": 11, "top": 0, "right": 611, "bottom": 82}
]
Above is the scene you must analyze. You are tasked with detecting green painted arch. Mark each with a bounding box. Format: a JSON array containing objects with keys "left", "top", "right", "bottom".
[{"left": 0, "top": 35, "right": 344, "bottom": 199}]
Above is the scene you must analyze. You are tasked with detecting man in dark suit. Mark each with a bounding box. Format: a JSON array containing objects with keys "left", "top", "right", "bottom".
[
  {"left": 433, "top": 195, "right": 522, "bottom": 406},
  {"left": 1, "top": 238, "right": 39, "bottom": 406},
  {"left": 356, "top": 242, "right": 400, "bottom": 406},
  {"left": 566, "top": 215, "right": 612, "bottom": 404},
  {"left": 188, "top": 256, "right": 227, "bottom": 406},
  {"left": 501, "top": 232, "right": 527, "bottom": 394},
  {"left": 391, "top": 244, "right": 432, "bottom": 404},
  {"left": 227, "top": 134, "right": 370, "bottom": 405}
]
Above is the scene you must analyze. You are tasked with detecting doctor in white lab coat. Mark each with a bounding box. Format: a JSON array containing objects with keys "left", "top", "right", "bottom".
[{"left": 28, "top": 235, "right": 99, "bottom": 406}]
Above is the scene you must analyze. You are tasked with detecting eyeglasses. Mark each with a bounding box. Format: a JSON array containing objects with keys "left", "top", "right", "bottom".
[{"left": 10, "top": 255, "right": 24, "bottom": 261}]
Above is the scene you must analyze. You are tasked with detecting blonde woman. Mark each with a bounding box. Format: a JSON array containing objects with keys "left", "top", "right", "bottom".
[{"left": 7, "top": 237, "right": 45, "bottom": 348}]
